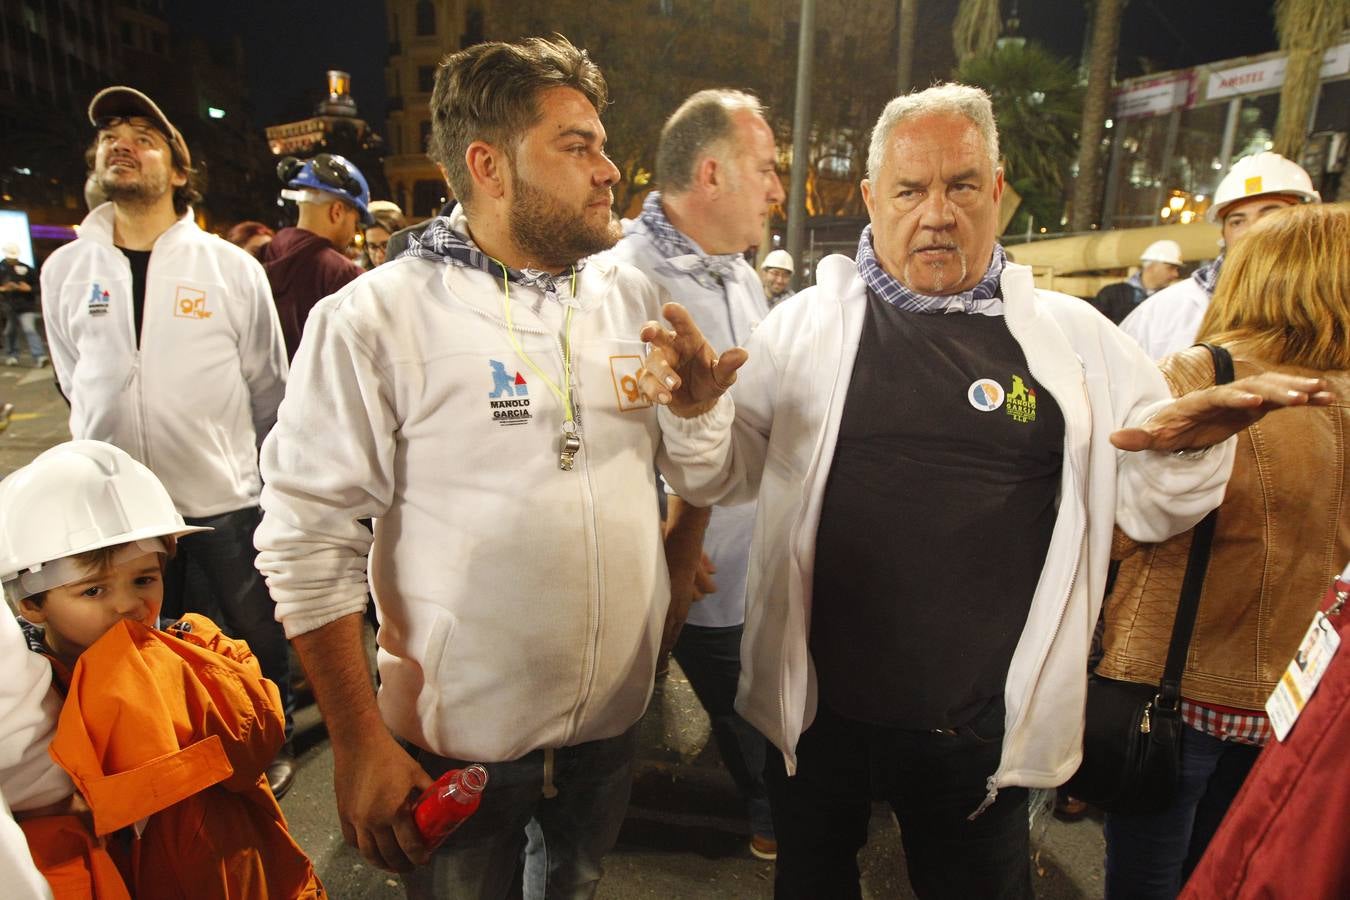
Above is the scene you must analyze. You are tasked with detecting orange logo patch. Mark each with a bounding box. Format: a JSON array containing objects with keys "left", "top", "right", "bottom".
[
  {"left": 174, "top": 286, "right": 211, "bottom": 319},
  {"left": 610, "top": 355, "right": 652, "bottom": 412}
]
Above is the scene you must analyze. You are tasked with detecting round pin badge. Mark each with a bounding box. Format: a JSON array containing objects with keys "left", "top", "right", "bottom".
[{"left": 968, "top": 378, "right": 1004, "bottom": 412}]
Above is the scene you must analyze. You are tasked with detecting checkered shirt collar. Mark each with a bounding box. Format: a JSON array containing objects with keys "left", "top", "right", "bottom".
[
  {"left": 400, "top": 211, "right": 583, "bottom": 295},
  {"left": 1191, "top": 255, "right": 1223, "bottom": 297},
  {"left": 855, "top": 225, "right": 1006, "bottom": 315},
  {"left": 638, "top": 191, "right": 745, "bottom": 288}
]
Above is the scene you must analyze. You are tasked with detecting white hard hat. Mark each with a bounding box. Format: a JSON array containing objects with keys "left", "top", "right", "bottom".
[
  {"left": 761, "top": 249, "right": 794, "bottom": 271},
  {"left": 367, "top": 199, "right": 403, "bottom": 217},
  {"left": 1139, "top": 240, "right": 1183, "bottom": 266},
  {"left": 1207, "top": 152, "right": 1320, "bottom": 224},
  {"left": 0, "top": 441, "right": 209, "bottom": 602}
]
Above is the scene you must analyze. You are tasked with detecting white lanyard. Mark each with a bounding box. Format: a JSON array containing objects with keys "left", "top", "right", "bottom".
[{"left": 499, "top": 265, "right": 582, "bottom": 470}]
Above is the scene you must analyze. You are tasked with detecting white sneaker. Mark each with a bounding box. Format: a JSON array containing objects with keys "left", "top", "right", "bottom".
[
  {"left": 4, "top": 356, "right": 17, "bottom": 366},
  {"left": 34, "top": 357, "right": 49, "bottom": 368}
]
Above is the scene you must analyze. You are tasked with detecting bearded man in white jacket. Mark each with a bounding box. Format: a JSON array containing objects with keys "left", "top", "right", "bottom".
[
  {"left": 254, "top": 36, "right": 744, "bottom": 898},
  {"left": 636, "top": 83, "right": 1333, "bottom": 900},
  {"left": 40, "top": 86, "right": 295, "bottom": 797}
]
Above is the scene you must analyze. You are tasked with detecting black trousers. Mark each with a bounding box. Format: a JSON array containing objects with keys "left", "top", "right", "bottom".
[
  {"left": 162, "top": 505, "right": 293, "bottom": 737},
  {"left": 766, "top": 700, "right": 1033, "bottom": 900}
]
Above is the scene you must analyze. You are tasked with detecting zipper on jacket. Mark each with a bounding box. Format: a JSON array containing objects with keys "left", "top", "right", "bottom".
[
  {"left": 462, "top": 293, "right": 604, "bottom": 743},
  {"left": 565, "top": 358, "right": 605, "bottom": 744},
  {"left": 115, "top": 245, "right": 153, "bottom": 471},
  {"left": 783, "top": 287, "right": 850, "bottom": 776},
  {"left": 968, "top": 336, "right": 1092, "bottom": 818}
]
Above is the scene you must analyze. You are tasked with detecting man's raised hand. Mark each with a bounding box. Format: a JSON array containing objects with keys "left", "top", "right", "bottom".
[
  {"left": 1110, "top": 371, "right": 1334, "bottom": 453},
  {"left": 638, "top": 302, "right": 748, "bottom": 418}
]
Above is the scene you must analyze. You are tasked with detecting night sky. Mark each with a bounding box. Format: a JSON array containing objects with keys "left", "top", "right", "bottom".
[{"left": 166, "top": 0, "right": 1282, "bottom": 137}]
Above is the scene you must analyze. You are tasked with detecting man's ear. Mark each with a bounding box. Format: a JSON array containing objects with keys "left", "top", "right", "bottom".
[
  {"left": 329, "top": 200, "right": 349, "bottom": 225},
  {"left": 465, "top": 141, "right": 508, "bottom": 201},
  {"left": 861, "top": 178, "right": 874, "bottom": 220},
  {"left": 18, "top": 597, "right": 47, "bottom": 624},
  {"left": 695, "top": 154, "right": 722, "bottom": 196}
]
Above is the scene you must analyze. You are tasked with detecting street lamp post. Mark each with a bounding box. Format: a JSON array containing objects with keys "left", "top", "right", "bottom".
[{"left": 786, "top": 0, "right": 815, "bottom": 291}]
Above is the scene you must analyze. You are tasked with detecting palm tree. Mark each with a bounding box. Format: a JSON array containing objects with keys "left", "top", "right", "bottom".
[
  {"left": 1272, "top": 0, "right": 1350, "bottom": 159},
  {"left": 953, "top": 0, "right": 1001, "bottom": 66},
  {"left": 959, "top": 42, "right": 1084, "bottom": 234},
  {"left": 1068, "top": 0, "right": 1125, "bottom": 231},
  {"left": 897, "top": 0, "right": 919, "bottom": 93}
]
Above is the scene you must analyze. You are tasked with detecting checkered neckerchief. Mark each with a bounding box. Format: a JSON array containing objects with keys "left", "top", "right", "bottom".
[
  {"left": 1191, "top": 255, "right": 1223, "bottom": 297},
  {"left": 638, "top": 191, "right": 745, "bottom": 289},
  {"left": 401, "top": 215, "right": 583, "bottom": 295},
  {"left": 855, "top": 225, "right": 1006, "bottom": 314}
]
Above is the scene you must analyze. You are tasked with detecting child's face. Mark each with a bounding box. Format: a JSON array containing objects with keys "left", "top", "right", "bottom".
[{"left": 20, "top": 552, "right": 163, "bottom": 661}]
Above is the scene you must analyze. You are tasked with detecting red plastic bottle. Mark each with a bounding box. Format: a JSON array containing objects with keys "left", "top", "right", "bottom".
[{"left": 413, "top": 764, "right": 489, "bottom": 849}]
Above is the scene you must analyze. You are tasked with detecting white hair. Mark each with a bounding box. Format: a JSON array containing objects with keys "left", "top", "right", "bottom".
[{"left": 866, "top": 83, "right": 1000, "bottom": 182}]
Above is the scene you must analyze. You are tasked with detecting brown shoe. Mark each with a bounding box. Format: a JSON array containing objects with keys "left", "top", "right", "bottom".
[
  {"left": 1054, "top": 794, "right": 1090, "bottom": 821},
  {"left": 750, "top": 834, "right": 777, "bottom": 860},
  {"left": 267, "top": 749, "right": 297, "bottom": 801}
]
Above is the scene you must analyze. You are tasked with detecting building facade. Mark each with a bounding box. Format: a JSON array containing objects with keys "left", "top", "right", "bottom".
[{"left": 1102, "top": 33, "right": 1350, "bottom": 229}]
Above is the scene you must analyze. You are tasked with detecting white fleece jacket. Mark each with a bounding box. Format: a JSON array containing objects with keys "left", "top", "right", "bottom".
[
  {"left": 657, "top": 254, "right": 1235, "bottom": 807},
  {"left": 1, "top": 614, "right": 71, "bottom": 899},
  {"left": 256, "top": 251, "right": 689, "bottom": 762},
  {"left": 1119, "top": 274, "right": 1211, "bottom": 361},
  {"left": 41, "top": 204, "right": 288, "bottom": 517},
  {"left": 604, "top": 217, "right": 769, "bottom": 629}
]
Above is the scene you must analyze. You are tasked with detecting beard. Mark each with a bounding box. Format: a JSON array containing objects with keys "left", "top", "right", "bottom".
[
  {"left": 508, "top": 170, "right": 621, "bottom": 270},
  {"left": 902, "top": 248, "right": 969, "bottom": 295},
  {"left": 97, "top": 163, "right": 172, "bottom": 209}
]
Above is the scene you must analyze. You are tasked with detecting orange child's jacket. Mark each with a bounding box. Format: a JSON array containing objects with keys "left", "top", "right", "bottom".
[{"left": 21, "top": 614, "right": 324, "bottom": 899}]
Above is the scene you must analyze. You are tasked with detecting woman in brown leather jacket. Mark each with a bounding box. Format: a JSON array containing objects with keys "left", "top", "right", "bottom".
[{"left": 1097, "top": 203, "right": 1350, "bottom": 899}]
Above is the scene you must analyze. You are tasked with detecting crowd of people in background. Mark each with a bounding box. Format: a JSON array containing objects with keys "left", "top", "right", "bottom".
[{"left": 0, "top": 30, "right": 1346, "bottom": 900}]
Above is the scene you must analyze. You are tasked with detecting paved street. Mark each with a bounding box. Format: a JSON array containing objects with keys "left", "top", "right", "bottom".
[{"left": 1, "top": 359, "right": 1108, "bottom": 898}]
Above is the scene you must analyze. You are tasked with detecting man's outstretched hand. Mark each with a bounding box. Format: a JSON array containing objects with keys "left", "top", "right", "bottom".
[
  {"left": 638, "top": 302, "right": 748, "bottom": 418},
  {"left": 1110, "top": 372, "right": 1335, "bottom": 453}
]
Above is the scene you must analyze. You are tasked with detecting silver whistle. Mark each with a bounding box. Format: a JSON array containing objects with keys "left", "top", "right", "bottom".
[{"left": 559, "top": 428, "right": 582, "bottom": 471}]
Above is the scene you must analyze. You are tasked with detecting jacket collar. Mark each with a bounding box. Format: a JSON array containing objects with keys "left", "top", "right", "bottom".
[{"left": 78, "top": 201, "right": 196, "bottom": 250}]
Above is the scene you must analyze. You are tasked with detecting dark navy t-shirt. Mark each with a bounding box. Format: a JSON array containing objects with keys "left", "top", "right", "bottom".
[{"left": 810, "top": 289, "right": 1065, "bottom": 730}]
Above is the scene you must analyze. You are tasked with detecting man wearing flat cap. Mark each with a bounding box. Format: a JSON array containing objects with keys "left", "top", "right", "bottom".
[{"left": 39, "top": 86, "right": 297, "bottom": 797}]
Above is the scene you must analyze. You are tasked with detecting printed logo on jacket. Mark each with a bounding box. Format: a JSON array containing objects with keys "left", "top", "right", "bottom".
[
  {"left": 174, "top": 286, "right": 212, "bottom": 319},
  {"left": 610, "top": 355, "right": 652, "bottom": 412},
  {"left": 487, "top": 359, "right": 531, "bottom": 425},
  {"left": 88, "top": 283, "right": 111, "bottom": 316}
]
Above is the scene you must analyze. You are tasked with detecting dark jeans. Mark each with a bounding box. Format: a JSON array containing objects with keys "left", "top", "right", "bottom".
[
  {"left": 403, "top": 727, "right": 637, "bottom": 900},
  {"left": 672, "top": 622, "right": 774, "bottom": 838},
  {"left": 1104, "top": 724, "right": 1261, "bottom": 899},
  {"left": 162, "top": 505, "right": 293, "bottom": 737},
  {"left": 766, "top": 700, "right": 1032, "bottom": 900}
]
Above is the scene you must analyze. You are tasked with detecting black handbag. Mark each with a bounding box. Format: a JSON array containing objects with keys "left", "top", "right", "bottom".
[{"left": 1063, "top": 343, "right": 1234, "bottom": 815}]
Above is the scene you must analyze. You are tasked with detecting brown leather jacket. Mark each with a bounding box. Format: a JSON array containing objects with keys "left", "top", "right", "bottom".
[{"left": 1097, "top": 344, "right": 1350, "bottom": 709}]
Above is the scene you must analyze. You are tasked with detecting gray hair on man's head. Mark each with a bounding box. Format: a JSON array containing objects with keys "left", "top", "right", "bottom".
[
  {"left": 656, "top": 89, "right": 766, "bottom": 194},
  {"left": 866, "top": 83, "right": 1000, "bottom": 182}
]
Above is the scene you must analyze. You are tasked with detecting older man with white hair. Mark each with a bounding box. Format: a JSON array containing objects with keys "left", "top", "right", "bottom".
[{"left": 636, "top": 83, "right": 1333, "bottom": 898}]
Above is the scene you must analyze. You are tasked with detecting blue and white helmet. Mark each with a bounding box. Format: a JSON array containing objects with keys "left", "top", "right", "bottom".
[{"left": 278, "top": 153, "right": 374, "bottom": 225}]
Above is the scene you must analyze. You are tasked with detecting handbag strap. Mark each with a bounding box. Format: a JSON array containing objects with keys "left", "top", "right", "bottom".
[{"left": 1155, "top": 342, "right": 1234, "bottom": 710}]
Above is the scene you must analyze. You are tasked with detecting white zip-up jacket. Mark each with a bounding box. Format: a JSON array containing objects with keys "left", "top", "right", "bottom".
[
  {"left": 1119, "top": 273, "right": 1210, "bottom": 360},
  {"left": 256, "top": 251, "right": 690, "bottom": 762},
  {"left": 658, "top": 254, "right": 1235, "bottom": 805},
  {"left": 1, "top": 614, "right": 70, "bottom": 899},
  {"left": 41, "top": 204, "right": 288, "bottom": 517},
  {"left": 605, "top": 218, "right": 768, "bottom": 628}
]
